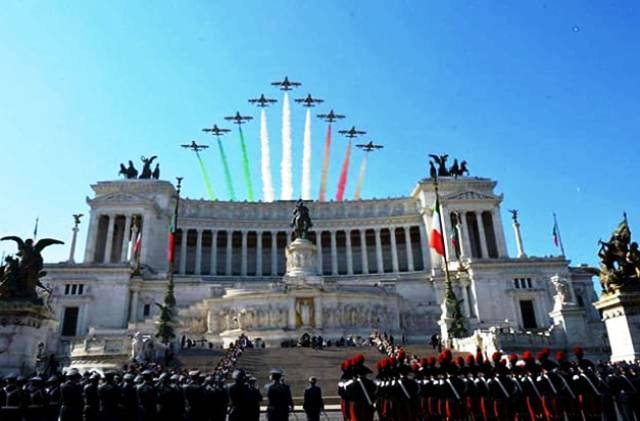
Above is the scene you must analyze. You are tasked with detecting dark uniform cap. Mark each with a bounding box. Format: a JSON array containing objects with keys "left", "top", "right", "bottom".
[
  {"left": 123, "top": 373, "right": 134, "bottom": 381},
  {"left": 232, "top": 369, "right": 245, "bottom": 380},
  {"left": 30, "top": 376, "right": 43, "bottom": 382},
  {"left": 158, "top": 373, "right": 169, "bottom": 381},
  {"left": 270, "top": 368, "right": 283, "bottom": 375}
]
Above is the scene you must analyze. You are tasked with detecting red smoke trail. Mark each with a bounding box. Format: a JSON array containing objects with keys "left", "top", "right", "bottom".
[
  {"left": 318, "top": 124, "right": 332, "bottom": 201},
  {"left": 335, "top": 139, "right": 352, "bottom": 201}
]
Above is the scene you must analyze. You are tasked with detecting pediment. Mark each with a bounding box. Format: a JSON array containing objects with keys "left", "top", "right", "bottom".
[
  {"left": 444, "top": 190, "right": 501, "bottom": 202},
  {"left": 88, "top": 191, "right": 152, "bottom": 206}
]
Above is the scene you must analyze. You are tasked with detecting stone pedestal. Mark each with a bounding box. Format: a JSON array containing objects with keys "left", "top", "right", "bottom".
[
  {"left": 549, "top": 305, "right": 588, "bottom": 348},
  {"left": 0, "top": 302, "right": 57, "bottom": 375},
  {"left": 284, "top": 239, "right": 323, "bottom": 286},
  {"left": 594, "top": 290, "right": 640, "bottom": 362}
]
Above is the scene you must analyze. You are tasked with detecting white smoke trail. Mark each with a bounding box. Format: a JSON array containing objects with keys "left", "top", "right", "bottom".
[
  {"left": 354, "top": 153, "right": 369, "bottom": 200},
  {"left": 260, "top": 109, "right": 275, "bottom": 202},
  {"left": 301, "top": 108, "right": 312, "bottom": 200},
  {"left": 280, "top": 92, "right": 293, "bottom": 200}
]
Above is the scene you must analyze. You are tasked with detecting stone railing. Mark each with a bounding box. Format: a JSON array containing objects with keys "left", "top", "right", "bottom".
[{"left": 453, "top": 327, "right": 555, "bottom": 356}]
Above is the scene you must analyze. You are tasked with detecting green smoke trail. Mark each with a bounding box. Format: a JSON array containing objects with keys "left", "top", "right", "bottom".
[
  {"left": 217, "top": 138, "right": 236, "bottom": 201},
  {"left": 238, "top": 126, "right": 254, "bottom": 201},
  {"left": 195, "top": 152, "right": 216, "bottom": 200}
]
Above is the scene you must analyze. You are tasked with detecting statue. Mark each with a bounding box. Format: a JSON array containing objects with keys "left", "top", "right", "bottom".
[
  {"left": 139, "top": 156, "right": 157, "bottom": 179},
  {"left": 72, "top": 213, "right": 83, "bottom": 225},
  {"left": 0, "top": 236, "right": 63, "bottom": 303},
  {"left": 118, "top": 161, "right": 139, "bottom": 179},
  {"left": 429, "top": 154, "right": 449, "bottom": 177},
  {"left": 152, "top": 163, "right": 160, "bottom": 180},
  {"left": 597, "top": 214, "right": 640, "bottom": 294},
  {"left": 291, "top": 199, "right": 313, "bottom": 240},
  {"left": 508, "top": 209, "right": 519, "bottom": 222},
  {"left": 428, "top": 154, "right": 470, "bottom": 178},
  {"left": 551, "top": 275, "right": 574, "bottom": 311}
]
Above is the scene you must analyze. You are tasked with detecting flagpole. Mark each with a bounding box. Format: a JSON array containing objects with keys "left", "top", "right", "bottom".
[
  {"left": 553, "top": 213, "right": 566, "bottom": 257},
  {"left": 433, "top": 177, "right": 453, "bottom": 293}
]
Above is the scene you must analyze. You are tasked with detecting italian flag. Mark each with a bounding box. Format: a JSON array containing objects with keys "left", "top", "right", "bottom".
[
  {"left": 133, "top": 231, "right": 142, "bottom": 257},
  {"left": 167, "top": 213, "right": 176, "bottom": 264},
  {"left": 429, "top": 197, "right": 445, "bottom": 256}
]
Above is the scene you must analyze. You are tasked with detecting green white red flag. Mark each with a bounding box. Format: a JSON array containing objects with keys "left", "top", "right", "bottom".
[
  {"left": 167, "top": 213, "right": 176, "bottom": 264},
  {"left": 429, "top": 197, "right": 445, "bottom": 256}
]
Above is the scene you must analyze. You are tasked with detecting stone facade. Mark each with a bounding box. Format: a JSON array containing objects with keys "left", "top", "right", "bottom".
[{"left": 42, "top": 175, "right": 604, "bottom": 354}]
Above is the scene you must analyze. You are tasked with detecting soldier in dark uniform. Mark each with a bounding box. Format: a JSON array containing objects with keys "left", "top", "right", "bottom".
[
  {"left": 82, "top": 373, "right": 100, "bottom": 421},
  {"left": 337, "top": 359, "right": 352, "bottom": 421},
  {"left": 97, "top": 371, "right": 120, "bottom": 421},
  {"left": 2, "top": 373, "right": 24, "bottom": 421},
  {"left": 265, "top": 368, "right": 294, "bottom": 421},
  {"left": 60, "top": 370, "right": 83, "bottom": 421},
  {"left": 227, "top": 369, "right": 248, "bottom": 421},
  {"left": 157, "top": 372, "right": 182, "bottom": 421},
  {"left": 303, "top": 376, "right": 324, "bottom": 421},
  {"left": 45, "top": 375, "right": 61, "bottom": 421},
  {"left": 184, "top": 370, "right": 207, "bottom": 421},
  {"left": 206, "top": 375, "right": 228, "bottom": 421},
  {"left": 25, "top": 376, "right": 47, "bottom": 421},
  {"left": 119, "top": 373, "right": 138, "bottom": 421},
  {"left": 246, "top": 375, "right": 263, "bottom": 421},
  {"left": 344, "top": 355, "right": 376, "bottom": 421},
  {"left": 136, "top": 370, "right": 158, "bottom": 421}
]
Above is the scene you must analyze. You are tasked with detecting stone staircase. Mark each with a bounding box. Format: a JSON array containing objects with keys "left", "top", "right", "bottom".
[{"left": 237, "top": 347, "right": 383, "bottom": 403}]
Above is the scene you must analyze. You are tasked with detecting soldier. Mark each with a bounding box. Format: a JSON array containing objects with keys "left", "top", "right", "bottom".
[
  {"left": 45, "top": 375, "right": 61, "bottom": 421},
  {"left": 2, "top": 374, "right": 24, "bottom": 421},
  {"left": 265, "top": 368, "right": 294, "bottom": 421},
  {"left": 136, "top": 370, "right": 158, "bottom": 421},
  {"left": 25, "top": 376, "right": 47, "bottom": 421},
  {"left": 119, "top": 373, "right": 138, "bottom": 421},
  {"left": 227, "top": 369, "right": 248, "bottom": 421},
  {"left": 246, "top": 376, "right": 263, "bottom": 421},
  {"left": 82, "top": 372, "right": 100, "bottom": 421},
  {"left": 344, "top": 355, "right": 376, "bottom": 421},
  {"left": 97, "top": 371, "right": 120, "bottom": 421},
  {"left": 60, "top": 370, "right": 83, "bottom": 421},
  {"left": 206, "top": 375, "right": 228, "bottom": 421},
  {"left": 157, "top": 372, "right": 183, "bottom": 421},
  {"left": 184, "top": 370, "right": 207, "bottom": 421},
  {"left": 303, "top": 376, "right": 324, "bottom": 421},
  {"left": 572, "top": 347, "right": 603, "bottom": 419},
  {"left": 338, "top": 359, "right": 352, "bottom": 421}
]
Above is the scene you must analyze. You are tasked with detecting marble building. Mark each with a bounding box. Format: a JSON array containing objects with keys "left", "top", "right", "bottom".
[{"left": 42, "top": 173, "right": 604, "bottom": 355}]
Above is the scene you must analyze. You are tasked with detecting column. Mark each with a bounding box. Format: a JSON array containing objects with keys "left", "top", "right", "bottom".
[
  {"left": 225, "top": 231, "right": 233, "bottom": 276},
  {"left": 460, "top": 281, "right": 471, "bottom": 318},
  {"left": 210, "top": 231, "right": 218, "bottom": 275},
  {"left": 195, "top": 229, "right": 203, "bottom": 275},
  {"left": 271, "top": 232, "right": 278, "bottom": 276},
  {"left": 179, "top": 229, "right": 188, "bottom": 274},
  {"left": 374, "top": 228, "right": 384, "bottom": 274},
  {"left": 120, "top": 215, "right": 132, "bottom": 262},
  {"left": 241, "top": 230, "right": 248, "bottom": 276},
  {"left": 475, "top": 211, "right": 489, "bottom": 259},
  {"left": 330, "top": 231, "right": 338, "bottom": 275},
  {"left": 103, "top": 214, "right": 116, "bottom": 263},
  {"left": 404, "top": 226, "right": 414, "bottom": 271},
  {"left": 128, "top": 221, "right": 139, "bottom": 262},
  {"left": 345, "top": 231, "right": 354, "bottom": 275},
  {"left": 389, "top": 227, "right": 399, "bottom": 273},
  {"left": 68, "top": 223, "right": 80, "bottom": 263},
  {"left": 512, "top": 217, "right": 526, "bottom": 258},
  {"left": 460, "top": 214, "right": 472, "bottom": 259},
  {"left": 493, "top": 209, "right": 508, "bottom": 258},
  {"left": 256, "top": 231, "right": 263, "bottom": 277},
  {"left": 316, "top": 231, "right": 323, "bottom": 274},
  {"left": 129, "top": 287, "right": 140, "bottom": 323},
  {"left": 314, "top": 296, "right": 323, "bottom": 329},
  {"left": 418, "top": 223, "right": 431, "bottom": 270},
  {"left": 359, "top": 230, "right": 369, "bottom": 275},
  {"left": 84, "top": 213, "right": 99, "bottom": 263}
]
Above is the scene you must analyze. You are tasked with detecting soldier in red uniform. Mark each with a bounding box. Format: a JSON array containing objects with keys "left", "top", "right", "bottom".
[
  {"left": 338, "top": 359, "right": 352, "bottom": 421},
  {"left": 345, "top": 354, "right": 376, "bottom": 421}
]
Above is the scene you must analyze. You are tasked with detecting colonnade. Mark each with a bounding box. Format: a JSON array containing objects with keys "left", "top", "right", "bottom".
[{"left": 173, "top": 225, "right": 429, "bottom": 277}]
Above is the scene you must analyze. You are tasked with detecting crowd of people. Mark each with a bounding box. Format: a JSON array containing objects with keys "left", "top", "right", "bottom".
[
  {"left": 0, "top": 333, "right": 328, "bottom": 421},
  {"left": 340, "top": 336, "right": 640, "bottom": 420}
]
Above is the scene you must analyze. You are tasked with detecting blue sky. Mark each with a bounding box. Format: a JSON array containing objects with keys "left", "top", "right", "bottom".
[{"left": 0, "top": 1, "right": 638, "bottom": 283}]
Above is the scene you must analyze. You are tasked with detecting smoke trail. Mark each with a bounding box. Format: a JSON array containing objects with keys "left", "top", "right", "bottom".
[
  {"left": 280, "top": 92, "right": 293, "bottom": 200},
  {"left": 335, "top": 139, "right": 352, "bottom": 201},
  {"left": 217, "top": 138, "right": 236, "bottom": 201},
  {"left": 318, "top": 124, "right": 332, "bottom": 201},
  {"left": 301, "top": 108, "right": 312, "bottom": 200},
  {"left": 354, "top": 153, "right": 369, "bottom": 200},
  {"left": 260, "top": 109, "right": 275, "bottom": 202},
  {"left": 238, "top": 126, "right": 254, "bottom": 201},
  {"left": 195, "top": 152, "right": 216, "bottom": 200}
]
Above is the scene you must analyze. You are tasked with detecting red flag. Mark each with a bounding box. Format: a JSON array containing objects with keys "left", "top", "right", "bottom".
[
  {"left": 167, "top": 214, "right": 176, "bottom": 264},
  {"left": 133, "top": 231, "right": 142, "bottom": 257}
]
